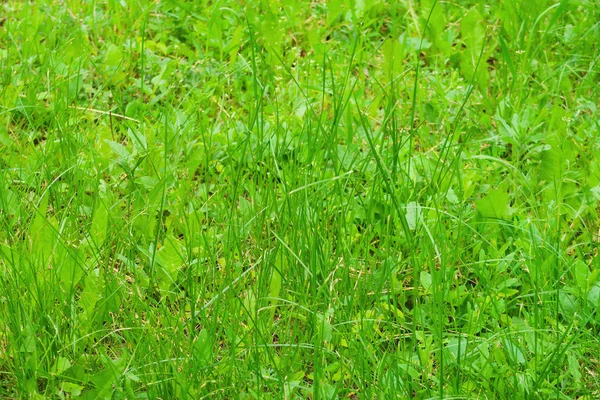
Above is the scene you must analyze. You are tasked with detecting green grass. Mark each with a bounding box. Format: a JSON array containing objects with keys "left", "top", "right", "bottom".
[{"left": 1, "top": 0, "right": 599, "bottom": 398}]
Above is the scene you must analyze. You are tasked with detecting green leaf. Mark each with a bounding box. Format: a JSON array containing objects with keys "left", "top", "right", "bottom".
[
  {"left": 0, "top": 187, "right": 20, "bottom": 215},
  {"left": 475, "top": 188, "right": 510, "bottom": 219},
  {"left": 319, "top": 382, "right": 336, "bottom": 400},
  {"left": 567, "top": 352, "right": 582, "bottom": 383},
  {"left": 496, "top": 277, "right": 520, "bottom": 297},
  {"left": 104, "top": 139, "right": 132, "bottom": 165},
  {"left": 86, "top": 356, "right": 125, "bottom": 400},
  {"left": 459, "top": 8, "right": 488, "bottom": 87},
  {"left": 422, "top": 0, "right": 451, "bottom": 55},
  {"left": 398, "top": 363, "right": 421, "bottom": 379},
  {"left": 539, "top": 139, "right": 563, "bottom": 183},
  {"left": 446, "top": 337, "right": 469, "bottom": 360},
  {"left": 317, "top": 312, "right": 333, "bottom": 343},
  {"left": 461, "top": 8, "right": 485, "bottom": 50},
  {"left": 90, "top": 200, "right": 109, "bottom": 246},
  {"left": 19, "top": 324, "right": 37, "bottom": 354},
  {"left": 405, "top": 201, "right": 421, "bottom": 231},
  {"left": 559, "top": 291, "right": 578, "bottom": 319},
  {"left": 446, "top": 188, "right": 460, "bottom": 205},
  {"left": 587, "top": 283, "right": 600, "bottom": 307},
  {"left": 326, "top": 0, "right": 344, "bottom": 27},
  {"left": 30, "top": 195, "right": 58, "bottom": 269},
  {"left": 382, "top": 38, "right": 404, "bottom": 82},
  {"left": 135, "top": 176, "right": 159, "bottom": 190},
  {"left": 379, "top": 302, "right": 404, "bottom": 320},
  {"left": 79, "top": 269, "right": 101, "bottom": 328},
  {"left": 573, "top": 261, "right": 590, "bottom": 292},
  {"left": 269, "top": 268, "right": 282, "bottom": 302},
  {"left": 400, "top": 33, "right": 432, "bottom": 52},
  {"left": 58, "top": 246, "right": 85, "bottom": 292},
  {"left": 226, "top": 25, "right": 245, "bottom": 65},
  {"left": 154, "top": 236, "right": 185, "bottom": 292},
  {"left": 104, "top": 44, "right": 123, "bottom": 67},
  {"left": 30, "top": 192, "right": 49, "bottom": 240},
  {"left": 60, "top": 382, "right": 83, "bottom": 396},
  {"left": 193, "top": 329, "right": 213, "bottom": 367},
  {"left": 420, "top": 271, "right": 432, "bottom": 292},
  {"left": 502, "top": 338, "right": 526, "bottom": 365},
  {"left": 52, "top": 357, "right": 71, "bottom": 375}
]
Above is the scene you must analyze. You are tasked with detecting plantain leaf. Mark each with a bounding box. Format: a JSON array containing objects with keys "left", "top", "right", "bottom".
[
  {"left": 475, "top": 188, "right": 510, "bottom": 219},
  {"left": 154, "top": 235, "right": 185, "bottom": 292}
]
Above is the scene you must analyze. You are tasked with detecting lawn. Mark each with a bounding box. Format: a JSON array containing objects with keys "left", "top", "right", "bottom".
[{"left": 0, "top": 0, "right": 599, "bottom": 398}]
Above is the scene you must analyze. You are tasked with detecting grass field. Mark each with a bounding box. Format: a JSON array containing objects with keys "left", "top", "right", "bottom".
[{"left": 1, "top": 0, "right": 599, "bottom": 398}]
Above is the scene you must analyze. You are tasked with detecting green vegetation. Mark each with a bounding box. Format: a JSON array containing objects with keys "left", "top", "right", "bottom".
[{"left": 1, "top": 0, "right": 599, "bottom": 398}]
